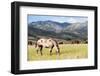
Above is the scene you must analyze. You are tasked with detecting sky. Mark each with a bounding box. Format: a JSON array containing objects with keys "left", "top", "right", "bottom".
[{"left": 28, "top": 15, "right": 88, "bottom": 24}]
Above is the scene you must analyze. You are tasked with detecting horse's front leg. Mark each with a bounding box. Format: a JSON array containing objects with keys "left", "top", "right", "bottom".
[
  {"left": 50, "top": 46, "right": 54, "bottom": 56},
  {"left": 57, "top": 47, "right": 60, "bottom": 55},
  {"left": 55, "top": 45, "right": 60, "bottom": 55}
]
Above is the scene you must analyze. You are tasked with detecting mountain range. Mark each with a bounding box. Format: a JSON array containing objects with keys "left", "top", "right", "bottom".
[{"left": 28, "top": 20, "right": 88, "bottom": 41}]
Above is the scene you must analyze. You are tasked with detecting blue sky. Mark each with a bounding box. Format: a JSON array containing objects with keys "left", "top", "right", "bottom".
[{"left": 28, "top": 15, "right": 88, "bottom": 24}]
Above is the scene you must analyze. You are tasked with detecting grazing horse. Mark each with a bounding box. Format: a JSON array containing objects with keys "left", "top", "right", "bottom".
[{"left": 35, "top": 38, "right": 60, "bottom": 56}]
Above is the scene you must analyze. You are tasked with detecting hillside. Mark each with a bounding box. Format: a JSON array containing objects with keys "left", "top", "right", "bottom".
[{"left": 28, "top": 20, "right": 88, "bottom": 41}]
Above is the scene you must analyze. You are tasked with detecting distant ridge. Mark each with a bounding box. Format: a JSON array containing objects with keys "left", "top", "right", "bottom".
[{"left": 28, "top": 20, "right": 88, "bottom": 41}]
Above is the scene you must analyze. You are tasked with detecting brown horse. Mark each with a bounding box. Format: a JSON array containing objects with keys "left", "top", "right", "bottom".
[{"left": 35, "top": 38, "right": 60, "bottom": 56}]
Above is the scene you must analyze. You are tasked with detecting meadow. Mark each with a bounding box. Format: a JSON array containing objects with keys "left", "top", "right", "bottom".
[{"left": 27, "top": 44, "right": 88, "bottom": 61}]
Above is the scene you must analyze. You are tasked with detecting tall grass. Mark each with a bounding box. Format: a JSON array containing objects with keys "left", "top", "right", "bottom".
[{"left": 28, "top": 44, "right": 88, "bottom": 61}]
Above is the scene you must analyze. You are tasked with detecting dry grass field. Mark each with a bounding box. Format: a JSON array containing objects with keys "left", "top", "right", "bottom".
[{"left": 27, "top": 44, "right": 88, "bottom": 61}]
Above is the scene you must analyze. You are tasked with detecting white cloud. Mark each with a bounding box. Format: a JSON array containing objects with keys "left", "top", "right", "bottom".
[
  {"left": 66, "top": 17, "right": 87, "bottom": 23},
  {"left": 67, "top": 18, "right": 77, "bottom": 23}
]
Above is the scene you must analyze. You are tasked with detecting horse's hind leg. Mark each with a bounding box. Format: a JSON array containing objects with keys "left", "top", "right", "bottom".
[{"left": 40, "top": 46, "right": 43, "bottom": 56}]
